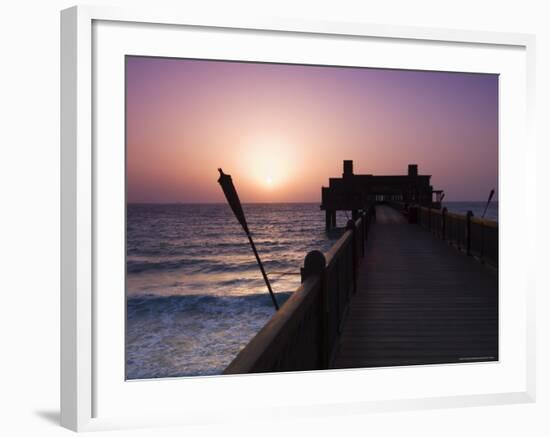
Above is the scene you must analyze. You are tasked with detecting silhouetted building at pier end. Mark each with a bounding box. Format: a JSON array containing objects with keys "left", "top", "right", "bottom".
[{"left": 321, "top": 160, "right": 443, "bottom": 229}]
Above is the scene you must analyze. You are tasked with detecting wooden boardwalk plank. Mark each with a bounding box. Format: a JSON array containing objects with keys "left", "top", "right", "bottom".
[{"left": 332, "top": 205, "right": 498, "bottom": 369}]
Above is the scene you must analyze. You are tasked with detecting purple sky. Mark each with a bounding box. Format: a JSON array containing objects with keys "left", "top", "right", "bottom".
[{"left": 126, "top": 56, "right": 498, "bottom": 203}]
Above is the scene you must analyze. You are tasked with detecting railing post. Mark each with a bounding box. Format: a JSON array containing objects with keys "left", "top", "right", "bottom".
[
  {"left": 362, "top": 211, "right": 367, "bottom": 255},
  {"left": 480, "top": 219, "right": 485, "bottom": 263},
  {"left": 363, "top": 210, "right": 368, "bottom": 241},
  {"left": 442, "top": 207, "right": 447, "bottom": 241},
  {"left": 466, "top": 210, "right": 473, "bottom": 256},
  {"left": 346, "top": 219, "right": 358, "bottom": 295},
  {"left": 366, "top": 207, "right": 372, "bottom": 235},
  {"left": 301, "top": 250, "right": 328, "bottom": 368},
  {"left": 428, "top": 206, "right": 432, "bottom": 231}
]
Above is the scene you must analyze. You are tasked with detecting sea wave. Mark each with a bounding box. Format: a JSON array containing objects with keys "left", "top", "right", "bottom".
[
  {"left": 127, "top": 256, "right": 296, "bottom": 275},
  {"left": 126, "top": 292, "right": 291, "bottom": 379},
  {"left": 128, "top": 292, "right": 291, "bottom": 315}
]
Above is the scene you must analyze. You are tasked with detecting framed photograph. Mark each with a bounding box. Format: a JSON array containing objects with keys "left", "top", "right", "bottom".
[{"left": 61, "top": 5, "right": 536, "bottom": 432}]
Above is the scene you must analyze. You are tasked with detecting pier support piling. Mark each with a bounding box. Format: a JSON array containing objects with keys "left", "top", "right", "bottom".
[{"left": 326, "top": 210, "right": 337, "bottom": 230}]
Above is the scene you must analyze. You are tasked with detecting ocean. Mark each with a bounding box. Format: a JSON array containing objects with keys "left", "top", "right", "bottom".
[
  {"left": 443, "top": 201, "right": 498, "bottom": 221},
  {"left": 126, "top": 201, "right": 497, "bottom": 379}
]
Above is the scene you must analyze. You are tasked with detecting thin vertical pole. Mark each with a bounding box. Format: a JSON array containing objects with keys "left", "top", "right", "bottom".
[
  {"left": 246, "top": 233, "right": 279, "bottom": 311},
  {"left": 482, "top": 189, "right": 495, "bottom": 218}
]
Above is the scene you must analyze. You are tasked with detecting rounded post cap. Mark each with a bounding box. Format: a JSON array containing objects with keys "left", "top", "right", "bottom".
[{"left": 303, "top": 250, "right": 326, "bottom": 274}]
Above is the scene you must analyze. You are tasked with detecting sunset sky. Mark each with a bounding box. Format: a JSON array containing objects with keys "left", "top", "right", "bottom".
[{"left": 126, "top": 56, "right": 498, "bottom": 203}]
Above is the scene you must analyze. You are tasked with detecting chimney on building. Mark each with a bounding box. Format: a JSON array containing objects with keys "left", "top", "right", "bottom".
[
  {"left": 408, "top": 164, "right": 418, "bottom": 177},
  {"left": 343, "top": 160, "right": 353, "bottom": 178}
]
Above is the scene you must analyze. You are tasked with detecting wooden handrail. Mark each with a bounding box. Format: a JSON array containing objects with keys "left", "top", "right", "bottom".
[
  {"left": 470, "top": 216, "right": 498, "bottom": 228},
  {"left": 223, "top": 275, "right": 322, "bottom": 374},
  {"left": 413, "top": 205, "right": 498, "bottom": 267},
  {"left": 223, "top": 208, "right": 373, "bottom": 374},
  {"left": 325, "top": 228, "right": 353, "bottom": 268}
]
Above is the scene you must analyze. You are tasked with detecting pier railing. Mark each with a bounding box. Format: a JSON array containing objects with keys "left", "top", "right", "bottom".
[
  {"left": 223, "top": 208, "right": 373, "bottom": 374},
  {"left": 415, "top": 206, "right": 498, "bottom": 267}
]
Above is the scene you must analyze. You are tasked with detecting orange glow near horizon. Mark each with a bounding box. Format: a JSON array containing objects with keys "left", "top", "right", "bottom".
[
  {"left": 236, "top": 136, "right": 302, "bottom": 198},
  {"left": 126, "top": 57, "right": 498, "bottom": 203}
]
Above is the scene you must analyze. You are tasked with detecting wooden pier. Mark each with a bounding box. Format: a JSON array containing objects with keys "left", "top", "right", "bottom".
[
  {"left": 223, "top": 164, "right": 498, "bottom": 375},
  {"left": 333, "top": 205, "right": 498, "bottom": 369},
  {"left": 321, "top": 160, "right": 443, "bottom": 230}
]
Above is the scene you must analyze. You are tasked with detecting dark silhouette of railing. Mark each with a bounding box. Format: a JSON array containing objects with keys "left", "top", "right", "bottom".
[
  {"left": 410, "top": 205, "right": 498, "bottom": 267},
  {"left": 223, "top": 208, "right": 374, "bottom": 374}
]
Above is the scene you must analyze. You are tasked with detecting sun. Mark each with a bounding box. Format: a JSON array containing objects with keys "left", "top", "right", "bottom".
[{"left": 238, "top": 136, "right": 300, "bottom": 194}]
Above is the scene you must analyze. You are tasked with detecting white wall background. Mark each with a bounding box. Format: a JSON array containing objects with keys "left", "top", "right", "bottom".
[{"left": 0, "top": 1, "right": 547, "bottom": 436}]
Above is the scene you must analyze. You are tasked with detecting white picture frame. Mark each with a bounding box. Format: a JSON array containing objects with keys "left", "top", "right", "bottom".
[{"left": 60, "top": 5, "right": 536, "bottom": 432}]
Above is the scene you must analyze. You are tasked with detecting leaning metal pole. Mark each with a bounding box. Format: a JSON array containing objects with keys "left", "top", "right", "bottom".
[
  {"left": 482, "top": 188, "right": 495, "bottom": 218},
  {"left": 217, "top": 168, "right": 279, "bottom": 311}
]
